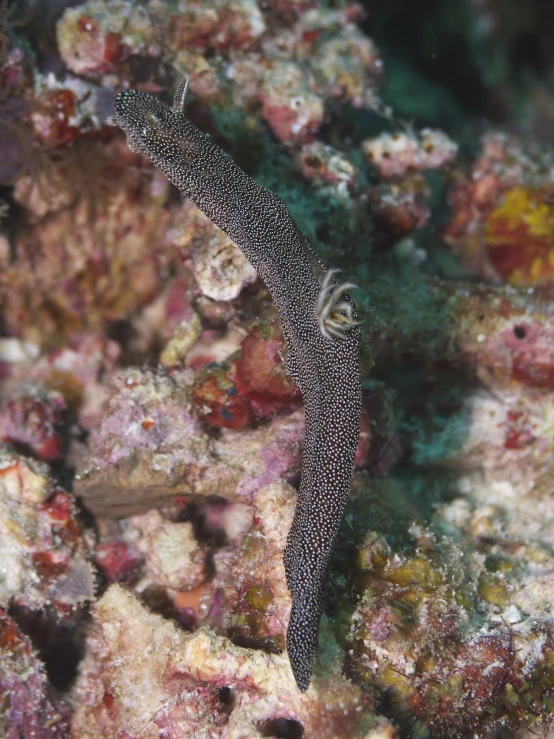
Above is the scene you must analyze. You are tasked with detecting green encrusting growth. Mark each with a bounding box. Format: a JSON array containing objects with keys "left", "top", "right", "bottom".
[{"left": 110, "top": 78, "right": 361, "bottom": 691}]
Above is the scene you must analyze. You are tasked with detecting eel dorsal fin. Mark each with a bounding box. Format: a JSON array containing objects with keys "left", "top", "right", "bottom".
[{"left": 172, "top": 77, "right": 189, "bottom": 113}]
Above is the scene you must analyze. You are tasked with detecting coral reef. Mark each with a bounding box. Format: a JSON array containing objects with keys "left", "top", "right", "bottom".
[
  {"left": 174, "top": 201, "right": 258, "bottom": 302},
  {"left": 4, "top": 139, "right": 176, "bottom": 343},
  {"left": 2, "top": 0, "right": 554, "bottom": 734},
  {"left": 215, "top": 482, "right": 295, "bottom": 654},
  {"left": 362, "top": 128, "right": 458, "bottom": 180}
]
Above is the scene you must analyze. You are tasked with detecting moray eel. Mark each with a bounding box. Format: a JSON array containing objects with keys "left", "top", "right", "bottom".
[{"left": 110, "top": 78, "right": 362, "bottom": 692}]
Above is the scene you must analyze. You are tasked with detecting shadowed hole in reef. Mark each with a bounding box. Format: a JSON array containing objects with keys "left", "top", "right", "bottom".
[
  {"left": 259, "top": 717, "right": 304, "bottom": 739},
  {"left": 8, "top": 605, "right": 89, "bottom": 690},
  {"left": 218, "top": 686, "right": 235, "bottom": 714}
]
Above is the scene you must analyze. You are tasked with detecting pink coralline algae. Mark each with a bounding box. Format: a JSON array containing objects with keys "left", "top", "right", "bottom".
[
  {"left": 93, "top": 539, "right": 141, "bottom": 583},
  {"left": 55, "top": 0, "right": 383, "bottom": 146},
  {"left": 297, "top": 141, "right": 358, "bottom": 190},
  {"left": 362, "top": 128, "right": 458, "bottom": 238},
  {"left": 227, "top": 5, "right": 384, "bottom": 143},
  {"left": 233, "top": 326, "right": 302, "bottom": 414},
  {"left": 165, "top": 0, "right": 266, "bottom": 55},
  {"left": 30, "top": 74, "right": 113, "bottom": 147},
  {"left": 3, "top": 139, "right": 176, "bottom": 343},
  {"left": 74, "top": 366, "right": 212, "bottom": 515},
  {"left": 449, "top": 285, "right": 554, "bottom": 391},
  {"left": 362, "top": 129, "right": 458, "bottom": 180},
  {"left": 256, "top": 60, "right": 325, "bottom": 144},
  {"left": 56, "top": 0, "right": 160, "bottom": 79}
]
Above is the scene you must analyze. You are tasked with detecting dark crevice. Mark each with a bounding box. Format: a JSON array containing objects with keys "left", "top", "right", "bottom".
[
  {"left": 259, "top": 717, "right": 304, "bottom": 739},
  {"left": 217, "top": 686, "right": 235, "bottom": 715},
  {"left": 513, "top": 324, "right": 527, "bottom": 340},
  {"left": 8, "top": 605, "right": 90, "bottom": 691}
]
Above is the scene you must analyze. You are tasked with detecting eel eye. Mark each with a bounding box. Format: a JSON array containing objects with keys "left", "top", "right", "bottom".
[{"left": 145, "top": 111, "right": 162, "bottom": 129}]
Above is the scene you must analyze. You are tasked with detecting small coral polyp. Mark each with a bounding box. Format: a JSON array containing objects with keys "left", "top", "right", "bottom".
[{"left": 486, "top": 186, "right": 554, "bottom": 284}]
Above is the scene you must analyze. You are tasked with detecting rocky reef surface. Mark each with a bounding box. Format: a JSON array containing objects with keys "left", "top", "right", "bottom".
[{"left": 2, "top": 0, "right": 554, "bottom": 737}]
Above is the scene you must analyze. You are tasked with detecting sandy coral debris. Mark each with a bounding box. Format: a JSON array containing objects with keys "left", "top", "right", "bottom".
[{"left": 131, "top": 509, "right": 206, "bottom": 591}]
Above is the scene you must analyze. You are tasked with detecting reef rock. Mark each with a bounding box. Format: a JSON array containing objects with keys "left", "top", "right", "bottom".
[
  {"left": 71, "top": 575, "right": 393, "bottom": 739},
  {"left": 0, "top": 449, "right": 94, "bottom": 614}
]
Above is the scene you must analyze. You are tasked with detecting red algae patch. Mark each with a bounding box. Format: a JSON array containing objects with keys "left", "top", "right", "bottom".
[
  {"left": 192, "top": 325, "right": 302, "bottom": 430},
  {"left": 485, "top": 186, "right": 554, "bottom": 285}
]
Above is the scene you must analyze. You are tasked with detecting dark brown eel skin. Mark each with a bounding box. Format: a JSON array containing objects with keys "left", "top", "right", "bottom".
[{"left": 110, "top": 78, "right": 361, "bottom": 691}]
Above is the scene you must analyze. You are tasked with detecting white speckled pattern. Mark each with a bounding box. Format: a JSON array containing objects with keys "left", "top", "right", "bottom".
[{"left": 111, "top": 79, "right": 361, "bottom": 691}]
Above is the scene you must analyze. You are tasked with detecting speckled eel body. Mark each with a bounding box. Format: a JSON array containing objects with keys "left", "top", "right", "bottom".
[{"left": 111, "top": 78, "right": 362, "bottom": 692}]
